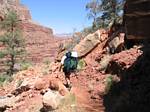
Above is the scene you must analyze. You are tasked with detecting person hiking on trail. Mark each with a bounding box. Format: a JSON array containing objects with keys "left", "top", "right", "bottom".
[{"left": 59, "top": 51, "right": 78, "bottom": 88}]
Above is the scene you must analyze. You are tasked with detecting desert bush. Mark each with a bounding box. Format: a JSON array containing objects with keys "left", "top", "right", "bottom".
[
  {"left": 0, "top": 73, "right": 13, "bottom": 86},
  {"left": 105, "top": 75, "right": 113, "bottom": 94},
  {"left": 77, "top": 59, "right": 87, "bottom": 70},
  {"left": 20, "top": 61, "right": 32, "bottom": 70}
]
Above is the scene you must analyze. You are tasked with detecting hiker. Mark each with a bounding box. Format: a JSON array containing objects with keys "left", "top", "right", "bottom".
[{"left": 59, "top": 51, "right": 78, "bottom": 88}]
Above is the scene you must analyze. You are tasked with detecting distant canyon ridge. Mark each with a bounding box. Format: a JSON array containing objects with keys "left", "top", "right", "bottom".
[{"left": 0, "top": 0, "right": 64, "bottom": 63}]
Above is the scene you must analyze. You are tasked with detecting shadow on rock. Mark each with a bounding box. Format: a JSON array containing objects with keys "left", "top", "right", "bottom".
[{"left": 103, "top": 45, "right": 150, "bottom": 112}]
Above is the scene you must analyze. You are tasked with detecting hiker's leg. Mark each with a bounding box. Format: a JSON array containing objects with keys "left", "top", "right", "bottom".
[
  {"left": 65, "top": 77, "right": 70, "bottom": 86},
  {"left": 65, "top": 72, "right": 71, "bottom": 86},
  {"left": 73, "top": 71, "right": 78, "bottom": 79}
]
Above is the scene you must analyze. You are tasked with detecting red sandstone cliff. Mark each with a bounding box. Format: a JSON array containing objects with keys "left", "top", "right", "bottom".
[{"left": 0, "top": 0, "right": 62, "bottom": 63}]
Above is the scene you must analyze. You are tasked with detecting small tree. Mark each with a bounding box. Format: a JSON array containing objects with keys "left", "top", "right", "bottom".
[
  {"left": 0, "top": 11, "right": 25, "bottom": 76},
  {"left": 86, "top": 0, "right": 125, "bottom": 30},
  {"left": 86, "top": 0, "right": 101, "bottom": 29},
  {"left": 100, "top": 0, "right": 125, "bottom": 27}
]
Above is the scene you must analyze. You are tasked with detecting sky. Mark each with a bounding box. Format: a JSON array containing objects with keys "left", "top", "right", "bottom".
[{"left": 21, "top": 0, "right": 92, "bottom": 34}]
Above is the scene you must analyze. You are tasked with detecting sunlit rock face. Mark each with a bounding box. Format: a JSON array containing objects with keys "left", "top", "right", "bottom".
[
  {"left": 0, "top": 0, "right": 31, "bottom": 20},
  {"left": 0, "top": 0, "right": 61, "bottom": 64}
]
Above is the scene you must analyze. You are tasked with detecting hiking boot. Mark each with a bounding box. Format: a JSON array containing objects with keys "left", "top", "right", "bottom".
[{"left": 67, "top": 84, "right": 72, "bottom": 91}]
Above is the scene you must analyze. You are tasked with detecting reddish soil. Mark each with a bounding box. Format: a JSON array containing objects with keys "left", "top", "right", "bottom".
[{"left": 0, "top": 31, "right": 145, "bottom": 112}]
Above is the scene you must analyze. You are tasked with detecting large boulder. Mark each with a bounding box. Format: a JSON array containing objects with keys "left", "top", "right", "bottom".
[
  {"left": 49, "top": 79, "right": 69, "bottom": 96},
  {"left": 34, "top": 78, "right": 48, "bottom": 90},
  {"left": 73, "top": 29, "right": 108, "bottom": 57},
  {"left": 42, "top": 89, "right": 64, "bottom": 110},
  {"left": 0, "top": 96, "right": 17, "bottom": 111}
]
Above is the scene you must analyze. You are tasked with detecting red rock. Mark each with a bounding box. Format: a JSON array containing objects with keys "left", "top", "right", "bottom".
[
  {"left": 49, "top": 79, "right": 69, "bottom": 96},
  {"left": 34, "top": 78, "right": 48, "bottom": 90},
  {"left": 49, "top": 80, "right": 59, "bottom": 91},
  {"left": 0, "top": 0, "right": 66, "bottom": 64},
  {"left": 108, "top": 47, "right": 143, "bottom": 72}
]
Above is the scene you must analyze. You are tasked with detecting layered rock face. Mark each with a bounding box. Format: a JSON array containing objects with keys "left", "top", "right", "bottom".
[
  {"left": 0, "top": 0, "right": 58, "bottom": 63},
  {"left": 0, "top": 0, "right": 31, "bottom": 20},
  {"left": 21, "top": 20, "right": 57, "bottom": 63},
  {"left": 124, "top": 0, "right": 150, "bottom": 40}
]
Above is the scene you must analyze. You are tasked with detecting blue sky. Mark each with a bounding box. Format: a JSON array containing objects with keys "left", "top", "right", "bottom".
[{"left": 21, "top": 0, "right": 92, "bottom": 34}]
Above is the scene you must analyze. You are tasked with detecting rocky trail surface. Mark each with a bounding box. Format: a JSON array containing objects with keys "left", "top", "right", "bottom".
[
  {"left": 0, "top": 65, "right": 105, "bottom": 112},
  {"left": 0, "top": 16, "right": 143, "bottom": 111},
  {"left": 1, "top": 0, "right": 150, "bottom": 111},
  {"left": 0, "top": 43, "right": 142, "bottom": 112}
]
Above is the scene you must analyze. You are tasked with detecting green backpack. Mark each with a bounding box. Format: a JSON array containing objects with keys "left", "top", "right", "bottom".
[{"left": 63, "top": 52, "right": 78, "bottom": 73}]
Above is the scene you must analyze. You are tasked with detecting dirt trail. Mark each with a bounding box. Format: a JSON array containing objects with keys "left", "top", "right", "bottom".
[
  {"left": 71, "top": 85, "right": 104, "bottom": 112},
  {"left": 56, "top": 67, "right": 106, "bottom": 112},
  {"left": 64, "top": 70, "right": 106, "bottom": 112}
]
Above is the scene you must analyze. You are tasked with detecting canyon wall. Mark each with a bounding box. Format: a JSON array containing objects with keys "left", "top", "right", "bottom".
[{"left": 0, "top": 0, "right": 61, "bottom": 63}]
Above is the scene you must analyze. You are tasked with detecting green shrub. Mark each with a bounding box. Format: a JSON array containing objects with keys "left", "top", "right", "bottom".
[
  {"left": 77, "top": 59, "right": 86, "bottom": 70},
  {"left": 20, "top": 61, "right": 32, "bottom": 70},
  {"left": 105, "top": 75, "right": 113, "bottom": 94},
  {"left": 0, "top": 74, "right": 13, "bottom": 86}
]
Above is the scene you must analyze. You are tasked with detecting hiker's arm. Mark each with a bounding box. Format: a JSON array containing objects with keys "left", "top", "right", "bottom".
[{"left": 59, "top": 55, "right": 66, "bottom": 72}]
